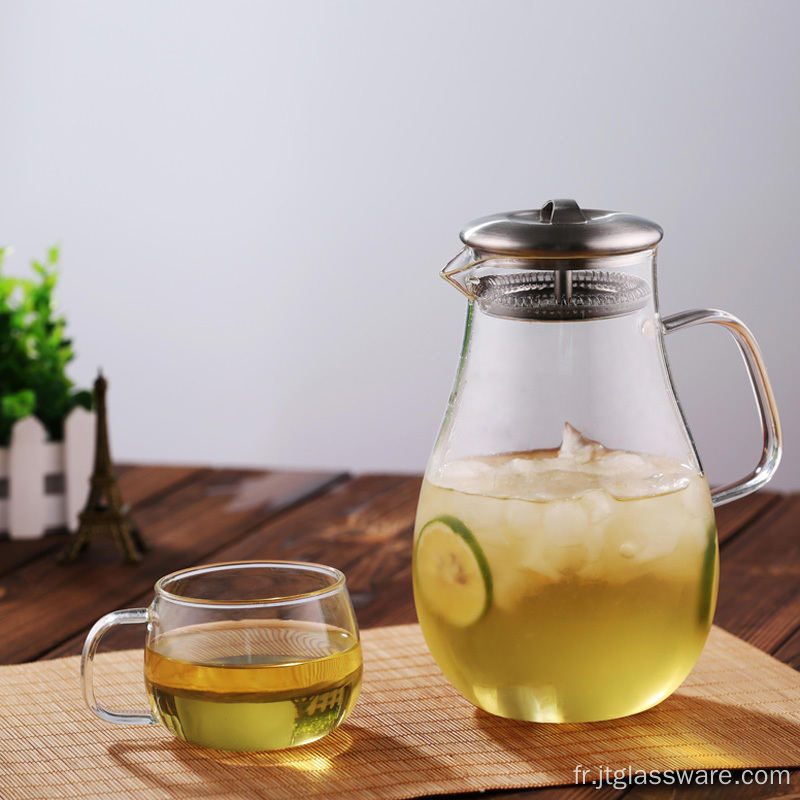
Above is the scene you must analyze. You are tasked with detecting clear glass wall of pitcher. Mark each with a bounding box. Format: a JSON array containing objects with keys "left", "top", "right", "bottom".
[{"left": 412, "top": 200, "right": 782, "bottom": 723}]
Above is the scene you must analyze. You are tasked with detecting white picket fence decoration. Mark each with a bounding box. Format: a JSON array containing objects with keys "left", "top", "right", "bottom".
[{"left": 0, "top": 408, "right": 95, "bottom": 539}]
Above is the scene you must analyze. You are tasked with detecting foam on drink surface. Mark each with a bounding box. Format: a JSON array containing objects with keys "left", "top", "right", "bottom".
[{"left": 437, "top": 423, "right": 695, "bottom": 501}]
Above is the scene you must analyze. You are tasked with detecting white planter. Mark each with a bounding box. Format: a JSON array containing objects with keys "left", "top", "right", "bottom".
[{"left": 0, "top": 408, "right": 95, "bottom": 539}]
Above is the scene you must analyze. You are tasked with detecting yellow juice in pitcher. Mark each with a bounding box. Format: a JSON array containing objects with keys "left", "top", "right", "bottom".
[
  {"left": 145, "top": 620, "right": 362, "bottom": 751},
  {"left": 413, "top": 429, "right": 718, "bottom": 722}
]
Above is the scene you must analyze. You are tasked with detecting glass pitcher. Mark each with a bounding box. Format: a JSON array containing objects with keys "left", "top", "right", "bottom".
[{"left": 412, "top": 199, "right": 782, "bottom": 723}]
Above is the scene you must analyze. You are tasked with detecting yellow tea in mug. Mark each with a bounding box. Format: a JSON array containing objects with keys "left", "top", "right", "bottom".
[{"left": 145, "top": 619, "right": 362, "bottom": 751}]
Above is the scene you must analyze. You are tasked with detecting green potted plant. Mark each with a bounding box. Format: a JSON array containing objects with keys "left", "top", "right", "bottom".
[
  {"left": 0, "top": 244, "right": 94, "bottom": 539},
  {"left": 0, "top": 245, "right": 92, "bottom": 445}
]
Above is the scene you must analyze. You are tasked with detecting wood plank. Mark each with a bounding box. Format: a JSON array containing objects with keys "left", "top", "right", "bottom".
[
  {"left": 0, "top": 465, "right": 208, "bottom": 578},
  {"left": 114, "top": 464, "right": 211, "bottom": 508},
  {"left": 770, "top": 542, "right": 800, "bottom": 677},
  {"left": 714, "top": 494, "right": 800, "bottom": 652},
  {"left": 0, "top": 535, "right": 67, "bottom": 578},
  {"left": 773, "top": 627, "right": 800, "bottom": 672},
  {"left": 0, "top": 468, "right": 345, "bottom": 664},
  {"left": 714, "top": 490, "right": 781, "bottom": 545}
]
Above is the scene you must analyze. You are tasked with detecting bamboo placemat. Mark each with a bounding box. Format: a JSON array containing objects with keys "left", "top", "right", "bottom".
[{"left": 1, "top": 623, "right": 799, "bottom": 800}]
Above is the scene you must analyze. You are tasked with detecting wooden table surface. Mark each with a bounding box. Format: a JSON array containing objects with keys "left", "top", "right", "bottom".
[{"left": 1, "top": 464, "right": 798, "bottom": 799}]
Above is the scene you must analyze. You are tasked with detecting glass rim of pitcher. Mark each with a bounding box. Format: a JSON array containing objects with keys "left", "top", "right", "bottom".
[{"left": 153, "top": 560, "right": 347, "bottom": 609}]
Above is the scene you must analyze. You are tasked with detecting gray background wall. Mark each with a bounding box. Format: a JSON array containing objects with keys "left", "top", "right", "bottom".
[{"left": 1, "top": 0, "right": 798, "bottom": 490}]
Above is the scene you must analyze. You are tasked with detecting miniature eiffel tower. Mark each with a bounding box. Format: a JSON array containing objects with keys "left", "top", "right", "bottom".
[{"left": 60, "top": 372, "right": 147, "bottom": 563}]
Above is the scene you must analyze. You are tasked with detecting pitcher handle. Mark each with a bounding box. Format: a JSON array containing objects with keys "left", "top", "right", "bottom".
[{"left": 662, "top": 308, "right": 782, "bottom": 507}]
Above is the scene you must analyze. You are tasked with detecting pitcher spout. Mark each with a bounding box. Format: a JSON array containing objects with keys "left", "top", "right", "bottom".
[{"left": 440, "top": 247, "right": 481, "bottom": 299}]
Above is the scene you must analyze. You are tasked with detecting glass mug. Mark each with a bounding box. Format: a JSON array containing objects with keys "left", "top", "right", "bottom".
[{"left": 81, "top": 561, "right": 363, "bottom": 752}]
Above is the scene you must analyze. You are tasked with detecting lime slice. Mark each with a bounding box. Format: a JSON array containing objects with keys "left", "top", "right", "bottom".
[{"left": 415, "top": 516, "right": 492, "bottom": 627}]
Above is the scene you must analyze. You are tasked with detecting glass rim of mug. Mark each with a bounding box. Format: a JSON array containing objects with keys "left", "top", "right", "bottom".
[{"left": 153, "top": 560, "right": 347, "bottom": 610}]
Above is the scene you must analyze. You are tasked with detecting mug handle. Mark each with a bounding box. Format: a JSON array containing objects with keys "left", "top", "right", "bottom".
[
  {"left": 662, "top": 308, "right": 783, "bottom": 507},
  {"left": 81, "top": 608, "right": 157, "bottom": 726}
]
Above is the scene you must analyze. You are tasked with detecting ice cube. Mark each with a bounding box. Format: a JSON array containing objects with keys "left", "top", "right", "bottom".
[
  {"left": 558, "top": 423, "right": 606, "bottom": 464},
  {"left": 510, "top": 457, "right": 551, "bottom": 476},
  {"left": 501, "top": 499, "right": 561, "bottom": 581},
  {"left": 582, "top": 488, "right": 616, "bottom": 522},
  {"left": 593, "top": 491, "right": 686, "bottom": 581},
  {"left": 438, "top": 458, "right": 495, "bottom": 493},
  {"left": 504, "top": 497, "right": 544, "bottom": 536},
  {"left": 490, "top": 564, "right": 552, "bottom": 611},
  {"left": 599, "top": 453, "right": 665, "bottom": 499},
  {"left": 481, "top": 506, "right": 553, "bottom": 608},
  {"left": 680, "top": 475, "right": 714, "bottom": 519},
  {"left": 540, "top": 500, "right": 591, "bottom": 574},
  {"left": 450, "top": 492, "right": 506, "bottom": 544},
  {"left": 580, "top": 490, "right": 615, "bottom": 563},
  {"left": 543, "top": 501, "right": 589, "bottom": 548},
  {"left": 504, "top": 457, "right": 551, "bottom": 500},
  {"left": 601, "top": 452, "right": 653, "bottom": 477},
  {"left": 625, "top": 497, "right": 683, "bottom": 562}
]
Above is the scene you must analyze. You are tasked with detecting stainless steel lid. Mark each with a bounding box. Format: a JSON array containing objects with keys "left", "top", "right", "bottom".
[
  {"left": 461, "top": 198, "right": 663, "bottom": 259},
  {"left": 445, "top": 198, "right": 661, "bottom": 320}
]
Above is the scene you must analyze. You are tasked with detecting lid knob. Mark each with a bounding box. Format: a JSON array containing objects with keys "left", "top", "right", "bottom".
[{"left": 540, "top": 198, "right": 587, "bottom": 224}]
